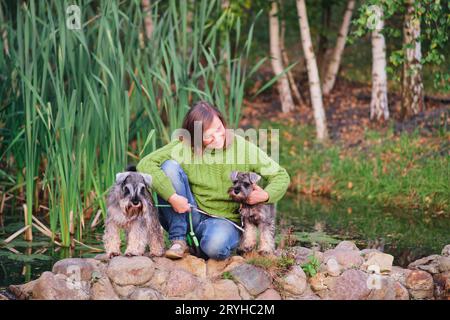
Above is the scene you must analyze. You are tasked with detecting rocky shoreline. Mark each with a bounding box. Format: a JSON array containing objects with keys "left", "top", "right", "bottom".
[{"left": 3, "top": 241, "right": 450, "bottom": 300}]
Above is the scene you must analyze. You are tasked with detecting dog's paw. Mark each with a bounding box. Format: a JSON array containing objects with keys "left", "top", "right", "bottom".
[
  {"left": 108, "top": 252, "right": 121, "bottom": 259},
  {"left": 124, "top": 252, "right": 140, "bottom": 257}
]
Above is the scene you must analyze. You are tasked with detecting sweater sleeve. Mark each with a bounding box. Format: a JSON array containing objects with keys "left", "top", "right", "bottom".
[
  {"left": 136, "top": 139, "right": 180, "bottom": 201},
  {"left": 247, "top": 140, "right": 291, "bottom": 204}
]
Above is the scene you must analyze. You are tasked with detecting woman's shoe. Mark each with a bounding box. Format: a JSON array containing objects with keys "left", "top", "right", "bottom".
[{"left": 165, "top": 239, "right": 189, "bottom": 259}]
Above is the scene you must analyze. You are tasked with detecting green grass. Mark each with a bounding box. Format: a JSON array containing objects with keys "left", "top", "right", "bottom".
[{"left": 263, "top": 120, "right": 449, "bottom": 215}]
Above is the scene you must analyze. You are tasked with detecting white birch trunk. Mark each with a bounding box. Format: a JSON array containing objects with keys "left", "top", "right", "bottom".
[
  {"left": 296, "top": 0, "right": 328, "bottom": 141},
  {"left": 269, "top": 1, "right": 295, "bottom": 113},
  {"left": 281, "top": 16, "right": 304, "bottom": 106},
  {"left": 322, "top": 0, "right": 355, "bottom": 95},
  {"left": 401, "top": 0, "right": 424, "bottom": 118},
  {"left": 370, "top": 9, "right": 389, "bottom": 121}
]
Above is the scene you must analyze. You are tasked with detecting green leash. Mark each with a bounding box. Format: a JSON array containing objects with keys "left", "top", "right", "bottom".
[{"left": 154, "top": 203, "right": 200, "bottom": 251}]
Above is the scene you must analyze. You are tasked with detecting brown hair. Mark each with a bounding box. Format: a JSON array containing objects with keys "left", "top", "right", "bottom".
[{"left": 179, "top": 101, "right": 233, "bottom": 155}]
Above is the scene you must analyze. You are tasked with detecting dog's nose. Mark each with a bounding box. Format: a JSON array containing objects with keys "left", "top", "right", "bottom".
[
  {"left": 233, "top": 188, "right": 240, "bottom": 194},
  {"left": 131, "top": 199, "right": 140, "bottom": 206}
]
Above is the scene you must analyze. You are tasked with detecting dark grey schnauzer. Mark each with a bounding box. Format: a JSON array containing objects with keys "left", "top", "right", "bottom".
[
  {"left": 228, "top": 171, "right": 276, "bottom": 255},
  {"left": 103, "top": 166, "right": 165, "bottom": 258}
]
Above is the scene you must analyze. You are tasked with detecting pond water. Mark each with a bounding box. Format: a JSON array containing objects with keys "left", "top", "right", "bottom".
[{"left": 1, "top": 195, "right": 449, "bottom": 289}]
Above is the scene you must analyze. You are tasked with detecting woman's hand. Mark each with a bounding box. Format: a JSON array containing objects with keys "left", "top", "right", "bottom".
[
  {"left": 246, "top": 185, "right": 269, "bottom": 205},
  {"left": 168, "top": 193, "right": 191, "bottom": 213}
]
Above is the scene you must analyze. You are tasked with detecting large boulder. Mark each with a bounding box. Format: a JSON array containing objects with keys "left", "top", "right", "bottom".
[
  {"left": 405, "top": 270, "right": 434, "bottom": 299},
  {"left": 228, "top": 263, "right": 271, "bottom": 296},
  {"left": 32, "top": 272, "right": 90, "bottom": 300},
  {"left": 326, "top": 269, "right": 371, "bottom": 300},
  {"left": 323, "top": 249, "right": 364, "bottom": 270},
  {"left": 408, "top": 254, "right": 450, "bottom": 274},
  {"left": 362, "top": 252, "right": 394, "bottom": 273},
  {"left": 91, "top": 276, "right": 119, "bottom": 300},
  {"left": 212, "top": 279, "right": 241, "bottom": 300},
  {"left": 106, "top": 256, "right": 155, "bottom": 286},
  {"left": 52, "top": 258, "right": 103, "bottom": 282},
  {"left": 278, "top": 265, "right": 308, "bottom": 296},
  {"left": 165, "top": 269, "right": 200, "bottom": 298}
]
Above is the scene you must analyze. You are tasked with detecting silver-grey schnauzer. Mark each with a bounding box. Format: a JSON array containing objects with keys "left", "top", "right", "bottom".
[
  {"left": 228, "top": 171, "right": 276, "bottom": 255},
  {"left": 103, "top": 166, "right": 165, "bottom": 258}
]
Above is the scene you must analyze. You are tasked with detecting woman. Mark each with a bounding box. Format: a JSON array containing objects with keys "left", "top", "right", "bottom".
[{"left": 136, "top": 101, "right": 290, "bottom": 260}]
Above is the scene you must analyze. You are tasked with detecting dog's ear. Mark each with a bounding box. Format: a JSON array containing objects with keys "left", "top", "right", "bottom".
[
  {"left": 249, "top": 172, "right": 261, "bottom": 184},
  {"left": 115, "top": 172, "right": 130, "bottom": 185},
  {"left": 140, "top": 173, "right": 152, "bottom": 187},
  {"left": 230, "top": 170, "right": 238, "bottom": 182}
]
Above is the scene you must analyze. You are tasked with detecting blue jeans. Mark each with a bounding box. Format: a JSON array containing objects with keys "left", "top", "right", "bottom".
[{"left": 156, "top": 159, "right": 241, "bottom": 260}]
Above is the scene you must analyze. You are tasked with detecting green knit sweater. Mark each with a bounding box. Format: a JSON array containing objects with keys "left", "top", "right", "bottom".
[{"left": 136, "top": 133, "right": 290, "bottom": 223}]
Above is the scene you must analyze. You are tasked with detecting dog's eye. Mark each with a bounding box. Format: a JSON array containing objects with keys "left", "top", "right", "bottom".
[
  {"left": 140, "top": 187, "right": 146, "bottom": 195},
  {"left": 123, "top": 186, "right": 130, "bottom": 196},
  {"left": 243, "top": 182, "right": 250, "bottom": 188}
]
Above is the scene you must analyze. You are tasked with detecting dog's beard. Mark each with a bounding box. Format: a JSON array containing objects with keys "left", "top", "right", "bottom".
[
  {"left": 227, "top": 187, "right": 248, "bottom": 203},
  {"left": 120, "top": 199, "right": 146, "bottom": 218}
]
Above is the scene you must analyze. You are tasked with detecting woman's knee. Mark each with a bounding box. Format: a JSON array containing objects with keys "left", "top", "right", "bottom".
[{"left": 200, "top": 221, "right": 240, "bottom": 260}]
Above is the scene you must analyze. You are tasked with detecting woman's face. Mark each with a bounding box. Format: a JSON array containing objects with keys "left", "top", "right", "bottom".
[{"left": 203, "top": 115, "right": 226, "bottom": 149}]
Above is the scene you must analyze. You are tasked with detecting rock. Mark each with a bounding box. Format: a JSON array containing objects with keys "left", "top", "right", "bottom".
[
  {"left": 191, "top": 280, "right": 215, "bottom": 300},
  {"left": 212, "top": 279, "right": 241, "bottom": 300},
  {"left": 279, "top": 266, "right": 308, "bottom": 296},
  {"left": 438, "top": 256, "right": 450, "bottom": 273},
  {"left": 32, "top": 272, "right": 90, "bottom": 300},
  {"left": 323, "top": 249, "right": 364, "bottom": 270},
  {"left": 8, "top": 279, "right": 39, "bottom": 300},
  {"left": 405, "top": 270, "right": 434, "bottom": 299},
  {"left": 288, "top": 246, "right": 323, "bottom": 265},
  {"left": 327, "top": 269, "right": 370, "bottom": 300},
  {"left": 229, "top": 264, "right": 271, "bottom": 296},
  {"left": 366, "top": 276, "right": 409, "bottom": 300},
  {"left": 237, "top": 283, "right": 253, "bottom": 300},
  {"left": 433, "top": 271, "right": 450, "bottom": 300},
  {"left": 390, "top": 266, "right": 412, "bottom": 287},
  {"left": 91, "top": 277, "right": 119, "bottom": 300},
  {"left": 256, "top": 288, "right": 281, "bottom": 300},
  {"left": 408, "top": 254, "right": 442, "bottom": 274},
  {"left": 112, "top": 284, "right": 136, "bottom": 298},
  {"left": 335, "top": 241, "right": 359, "bottom": 251},
  {"left": 362, "top": 252, "right": 394, "bottom": 273},
  {"left": 309, "top": 273, "right": 330, "bottom": 292},
  {"left": 325, "top": 258, "right": 341, "bottom": 276},
  {"left": 360, "top": 249, "right": 382, "bottom": 257},
  {"left": 394, "top": 281, "right": 410, "bottom": 300},
  {"left": 442, "top": 245, "right": 450, "bottom": 257},
  {"left": 173, "top": 255, "right": 207, "bottom": 278},
  {"left": 129, "top": 288, "right": 163, "bottom": 300},
  {"left": 144, "top": 268, "right": 170, "bottom": 293},
  {"left": 165, "top": 269, "right": 199, "bottom": 297},
  {"left": 206, "top": 256, "right": 246, "bottom": 278},
  {"left": 222, "top": 256, "right": 246, "bottom": 273},
  {"left": 52, "top": 258, "right": 101, "bottom": 282},
  {"left": 106, "top": 256, "right": 155, "bottom": 286}
]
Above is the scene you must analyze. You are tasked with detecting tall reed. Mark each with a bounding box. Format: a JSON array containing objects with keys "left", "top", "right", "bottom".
[{"left": 0, "top": 0, "right": 262, "bottom": 246}]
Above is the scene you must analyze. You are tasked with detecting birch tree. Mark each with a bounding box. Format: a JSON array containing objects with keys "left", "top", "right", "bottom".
[
  {"left": 401, "top": 0, "right": 424, "bottom": 119},
  {"left": 322, "top": 0, "right": 356, "bottom": 95},
  {"left": 369, "top": 5, "right": 389, "bottom": 121},
  {"left": 269, "top": 1, "right": 295, "bottom": 113},
  {"left": 296, "top": 0, "right": 328, "bottom": 141}
]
